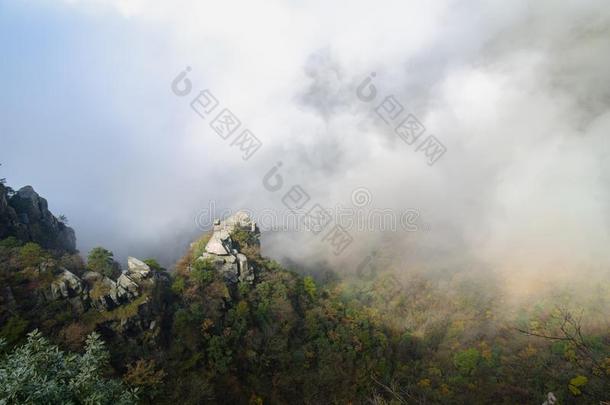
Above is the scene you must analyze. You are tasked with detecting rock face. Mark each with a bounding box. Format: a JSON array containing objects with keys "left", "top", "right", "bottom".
[
  {"left": 81, "top": 257, "right": 167, "bottom": 310},
  {"left": 236, "top": 253, "right": 254, "bottom": 283},
  {"left": 126, "top": 257, "right": 152, "bottom": 280},
  {"left": 49, "top": 269, "right": 85, "bottom": 300},
  {"left": 42, "top": 256, "right": 167, "bottom": 313},
  {"left": 0, "top": 183, "right": 169, "bottom": 349},
  {"left": 0, "top": 184, "right": 76, "bottom": 253},
  {"left": 117, "top": 273, "right": 139, "bottom": 300},
  {"left": 200, "top": 211, "right": 260, "bottom": 285}
]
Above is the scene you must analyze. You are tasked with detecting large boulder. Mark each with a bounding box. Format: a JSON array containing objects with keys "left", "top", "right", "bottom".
[
  {"left": 205, "top": 236, "right": 230, "bottom": 255},
  {"left": 82, "top": 270, "right": 103, "bottom": 284},
  {"left": 42, "top": 269, "right": 89, "bottom": 313},
  {"left": 117, "top": 273, "right": 140, "bottom": 301},
  {"left": 47, "top": 269, "right": 84, "bottom": 300},
  {"left": 127, "top": 257, "right": 151, "bottom": 280},
  {"left": 197, "top": 211, "right": 260, "bottom": 285}
]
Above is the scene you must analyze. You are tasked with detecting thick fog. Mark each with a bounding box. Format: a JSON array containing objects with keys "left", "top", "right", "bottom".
[{"left": 2, "top": 0, "right": 609, "bottom": 291}]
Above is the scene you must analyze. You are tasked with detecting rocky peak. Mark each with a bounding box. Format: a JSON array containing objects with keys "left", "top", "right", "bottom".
[
  {"left": 198, "top": 211, "right": 260, "bottom": 284},
  {"left": 0, "top": 184, "right": 76, "bottom": 253},
  {"left": 15, "top": 185, "right": 38, "bottom": 200}
]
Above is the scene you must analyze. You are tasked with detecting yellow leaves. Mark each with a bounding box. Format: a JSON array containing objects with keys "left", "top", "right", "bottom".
[
  {"left": 602, "top": 357, "right": 610, "bottom": 376},
  {"left": 201, "top": 318, "right": 214, "bottom": 334},
  {"left": 352, "top": 336, "right": 363, "bottom": 352},
  {"left": 124, "top": 359, "right": 166, "bottom": 389},
  {"left": 248, "top": 394, "right": 264, "bottom": 405},
  {"left": 551, "top": 307, "right": 562, "bottom": 319},
  {"left": 427, "top": 367, "right": 442, "bottom": 377},
  {"left": 519, "top": 343, "right": 537, "bottom": 359},
  {"left": 528, "top": 320, "right": 541, "bottom": 333},
  {"left": 236, "top": 300, "right": 249, "bottom": 317},
  {"left": 439, "top": 383, "right": 451, "bottom": 396},
  {"left": 89, "top": 280, "right": 111, "bottom": 301},
  {"left": 568, "top": 375, "right": 588, "bottom": 396},
  {"left": 417, "top": 378, "right": 431, "bottom": 389},
  {"left": 478, "top": 341, "right": 492, "bottom": 360},
  {"left": 563, "top": 343, "right": 577, "bottom": 363},
  {"left": 448, "top": 319, "right": 465, "bottom": 337}
]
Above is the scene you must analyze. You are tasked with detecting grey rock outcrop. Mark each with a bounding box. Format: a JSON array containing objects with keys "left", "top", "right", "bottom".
[
  {"left": 44, "top": 256, "right": 165, "bottom": 312},
  {"left": 85, "top": 257, "right": 158, "bottom": 309},
  {"left": 49, "top": 269, "right": 84, "bottom": 300},
  {"left": 38, "top": 268, "right": 90, "bottom": 313},
  {"left": 236, "top": 253, "right": 254, "bottom": 283},
  {"left": 198, "top": 211, "right": 260, "bottom": 285},
  {"left": 0, "top": 184, "right": 76, "bottom": 253},
  {"left": 117, "top": 273, "right": 140, "bottom": 301},
  {"left": 205, "top": 236, "right": 230, "bottom": 255},
  {"left": 126, "top": 257, "right": 152, "bottom": 280},
  {"left": 83, "top": 271, "right": 119, "bottom": 310}
]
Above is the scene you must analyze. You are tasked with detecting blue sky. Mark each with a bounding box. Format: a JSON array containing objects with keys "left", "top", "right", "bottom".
[{"left": 0, "top": 1, "right": 210, "bottom": 262}]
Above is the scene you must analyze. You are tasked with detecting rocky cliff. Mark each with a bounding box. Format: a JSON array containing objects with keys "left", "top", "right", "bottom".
[
  {"left": 0, "top": 210, "right": 261, "bottom": 354},
  {"left": 0, "top": 184, "right": 76, "bottom": 253}
]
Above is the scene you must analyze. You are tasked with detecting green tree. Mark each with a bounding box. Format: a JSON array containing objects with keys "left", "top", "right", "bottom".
[
  {"left": 0, "top": 330, "right": 137, "bottom": 404},
  {"left": 304, "top": 276, "right": 317, "bottom": 299},
  {"left": 143, "top": 258, "right": 164, "bottom": 272},
  {"left": 0, "top": 316, "right": 28, "bottom": 346},
  {"left": 87, "top": 247, "right": 121, "bottom": 279},
  {"left": 0, "top": 237, "right": 21, "bottom": 249},
  {"left": 454, "top": 348, "right": 480, "bottom": 375},
  {"left": 18, "top": 242, "right": 44, "bottom": 267},
  {"left": 191, "top": 258, "right": 215, "bottom": 286}
]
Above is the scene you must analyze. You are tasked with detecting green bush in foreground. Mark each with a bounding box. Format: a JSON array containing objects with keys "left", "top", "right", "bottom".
[{"left": 0, "top": 329, "right": 137, "bottom": 404}]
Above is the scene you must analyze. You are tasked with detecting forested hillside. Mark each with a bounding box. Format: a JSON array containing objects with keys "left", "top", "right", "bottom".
[{"left": 0, "top": 184, "right": 608, "bottom": 404}]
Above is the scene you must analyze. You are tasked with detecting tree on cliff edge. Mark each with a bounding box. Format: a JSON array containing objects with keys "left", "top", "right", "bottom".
[{"left": 87, "top": 247, "right": 121, "bottom": 279}]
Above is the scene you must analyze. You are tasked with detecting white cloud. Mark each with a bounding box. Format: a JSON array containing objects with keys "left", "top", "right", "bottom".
[{"left": 10, "top": 0, "right": 610, "bottom": 282}]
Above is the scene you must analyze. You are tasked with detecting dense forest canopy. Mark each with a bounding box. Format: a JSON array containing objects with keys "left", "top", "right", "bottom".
[{"left": 0, "top": 183, "right": 608, "bottom": 403}]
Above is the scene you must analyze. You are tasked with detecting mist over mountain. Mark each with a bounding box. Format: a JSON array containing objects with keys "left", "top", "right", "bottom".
[
  {"left": 1, "top": 1, "right": 610, "bottom": 403},
  {"left": 3, "top": 1, "right": 610, "bottom": 291}
]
